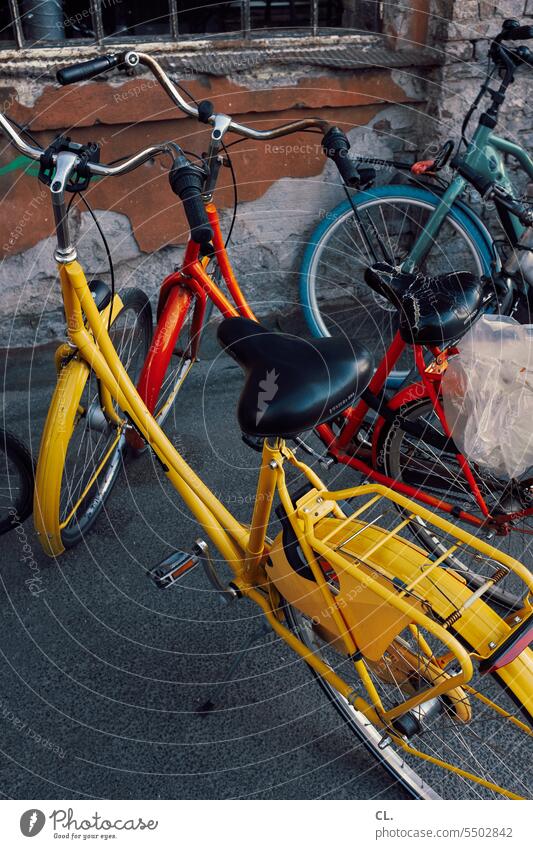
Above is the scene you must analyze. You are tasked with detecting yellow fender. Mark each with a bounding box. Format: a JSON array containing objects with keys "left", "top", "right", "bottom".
[
  {"left": 34, "top": 293, "right": 124, "bottom": 557},
  {"left": 33, "top": 355, "right": 90, "bottom": 556}
]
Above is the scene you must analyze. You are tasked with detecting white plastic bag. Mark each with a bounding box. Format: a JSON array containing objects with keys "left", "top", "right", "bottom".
[{"left": 442, "top": 314, "right": 533, "bottom": 479}]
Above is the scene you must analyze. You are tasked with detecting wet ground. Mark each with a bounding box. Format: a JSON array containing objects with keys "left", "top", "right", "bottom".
[{"left": 0, "top": 319, "right": 412, "bottom": 800}]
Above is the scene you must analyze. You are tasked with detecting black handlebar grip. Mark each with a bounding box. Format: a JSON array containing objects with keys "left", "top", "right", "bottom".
[
  {"left": 513, "top": 44, "right": 533, "bottom": 65},
  {"left": 322, "top": 126, "right": 361, "bottom": 188},
  {"left": 169, "top": 155, "right": 213, "bottom": 246},
  {"left": 180, "top": 186, "right": 214, "bottom": 245},
  {"left": 501, "top": 20, "right": 533, "bottom": 40},
  {"left": 198, "top": 100, "right": 214, "bottom": 124},
  {"left": 57, "top": 54, "right": 121, "bottom": 86},
  {"left": 335, "top": 153, "right": 363, "bottom": 188}
]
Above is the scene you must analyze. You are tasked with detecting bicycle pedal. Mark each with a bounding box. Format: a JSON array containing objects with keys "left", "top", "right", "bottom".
[{"left": 148, "top": 550, "right": 199, "bottom": 589}]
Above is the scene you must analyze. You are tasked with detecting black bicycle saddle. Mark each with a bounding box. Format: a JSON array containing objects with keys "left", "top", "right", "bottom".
[
  {"left": 365, "top": 262, "right": 484, "bottom": 346},
  {"left": 217, "top": 317, "right": 373, "bottom": 438}
]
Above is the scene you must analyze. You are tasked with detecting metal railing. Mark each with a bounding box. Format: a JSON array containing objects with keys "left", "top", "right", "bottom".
[{"left": 2, "top": 1, "right": 382, "bottom": 50}]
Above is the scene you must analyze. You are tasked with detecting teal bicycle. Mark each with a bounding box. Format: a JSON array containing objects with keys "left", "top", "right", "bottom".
[{"left": 300, "top": 17, "right": 533, "bottom": 383}]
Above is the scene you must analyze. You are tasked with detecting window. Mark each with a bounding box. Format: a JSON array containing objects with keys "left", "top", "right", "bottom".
[
  {"left": 0, "top": 4, "right": 15, "bottom": 47},
  {"left": 5, "top": 1, "right": 383, "bottom": 48}
]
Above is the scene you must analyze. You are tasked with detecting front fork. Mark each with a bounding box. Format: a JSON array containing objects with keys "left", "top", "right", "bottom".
[{"left": 59, "top": 291, "right": 126, "bottom": 429}]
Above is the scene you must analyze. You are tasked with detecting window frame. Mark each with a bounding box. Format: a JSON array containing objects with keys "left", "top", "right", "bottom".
[{"left": 3, "top": 0, "right": 384, "bottom": 49}]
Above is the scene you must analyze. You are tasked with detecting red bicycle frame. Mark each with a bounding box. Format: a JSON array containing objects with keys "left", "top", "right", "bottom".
[
  {"left": 316, "top": 331, "right": 533, "bottom": 531},
  {"left": 135, "top": 199, "right": 533, "bottom": 534},
  {"left": 136, "top": 202, "right": 255, "bottom": 417}
]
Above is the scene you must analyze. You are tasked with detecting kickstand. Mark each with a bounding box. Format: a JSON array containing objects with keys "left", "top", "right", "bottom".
[{"left": 196, "top": 621, "right": 272, "bottom": 715}]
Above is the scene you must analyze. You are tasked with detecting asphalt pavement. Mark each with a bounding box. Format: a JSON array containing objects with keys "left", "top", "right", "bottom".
[{"left": 0, "top": 320, "right": 411, "bottom": 801}]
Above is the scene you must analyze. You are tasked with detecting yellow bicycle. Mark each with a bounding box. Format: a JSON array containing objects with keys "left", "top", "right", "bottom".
[{"left": 1, "top": 96, "right": 532, "bottom": 799}]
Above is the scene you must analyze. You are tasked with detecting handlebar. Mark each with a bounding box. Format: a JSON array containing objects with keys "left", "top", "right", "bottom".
[
  {"left": 0, "top": 113, "right": 43, "bottom": 162},
  {"left": 0, "top": 47, "right": 365, "bottom": 262},
  {"left": 3, "top": 42, "right": 335, "bottom": 178},
  {"left": 321, "top": 126, "right": 363, "bottom": 188},
  {"left": 57, "top": 50, "right": 331, "bottom": 142},
  {"left": 490, "top": 18, "right": 533, "bottom": 77},
  {"left": 0, "top": 109, "right": 180, "bottom": 178},
  {"left": 55, "top": 50, "right": 367, "bottom": 187}
]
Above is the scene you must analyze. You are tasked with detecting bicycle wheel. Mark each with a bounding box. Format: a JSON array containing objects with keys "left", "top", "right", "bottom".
[
  {"left": 284, "top": 599, "right": 532, "bottom": 799},
  {"left": 379, "top": 395, "right": 533, "bottom": 611},
  {"left": 34, "top": 288, "right": 152, "bottom": 553},
  {"left": 299, "top": 186, "right": 492, "bottom": 366},
  {"left": 133, "top": 263, "right": 221, "bottom": 451},
  {"left": 0, "top": 429, "right": 34, "bottom": 534},
  {"left": 135, "top": 284, "right": 195, "bottom": 437}
]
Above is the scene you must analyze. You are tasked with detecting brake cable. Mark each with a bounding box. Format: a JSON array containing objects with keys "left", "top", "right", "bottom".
[{"left": 66, "top": 191, "right": 116, "bottom": 331}]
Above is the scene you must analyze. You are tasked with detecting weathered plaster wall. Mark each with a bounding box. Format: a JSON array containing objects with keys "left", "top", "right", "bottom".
[
  {"left": 1, "top": 0, "right": 530, "bottom": 347},
  {"left": 0, "top": 58, "right": 425, "bottom": 346}
]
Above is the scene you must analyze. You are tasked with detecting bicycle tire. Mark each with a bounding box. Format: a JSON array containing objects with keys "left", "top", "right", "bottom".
[
  {"left": 281, "top": 541, "right": 533, "bottom": 800},
  {"left": 130, "top": 284, "right": 194, "bottom": 455},
  {"left": 34, "top": 288, "right": 152, "bottom": 554},
  {"left": 299, "top": 186, "right": 493, "bottom": 369},
  {"left": 0, "top": 429, "right": 35, "bottom": 534},
  {"left": 378, "top": 394, "right": 531, "bottom": 612},
  {"left": 282, "top": 598, "right": 437, "bottom": 798}
]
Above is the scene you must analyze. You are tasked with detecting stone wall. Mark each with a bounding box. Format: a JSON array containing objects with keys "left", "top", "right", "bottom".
[
  {"left": 415, "top": 0, "right": 533, "bottom": 259},
  {"left": 425, "top": 2, "right": 531, "bottom": 170},
  {"left": 0, "top": 0, "right": 531, "bottom": 348}
]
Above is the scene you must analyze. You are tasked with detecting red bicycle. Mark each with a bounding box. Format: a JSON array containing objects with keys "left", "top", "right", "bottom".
[
  {"left": 311, "top": 261, "right": 533, "bottom": 608},
  {"left": 58, "top": 52, "right": 363, "bottom": 439},
  {"left": 56, "top": 52, "right": 529, "bottom": 610}
]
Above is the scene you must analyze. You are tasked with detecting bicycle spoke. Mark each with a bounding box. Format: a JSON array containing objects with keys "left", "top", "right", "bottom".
[{"left": 59, "top": 292, "right": 150, "bottom": 536}]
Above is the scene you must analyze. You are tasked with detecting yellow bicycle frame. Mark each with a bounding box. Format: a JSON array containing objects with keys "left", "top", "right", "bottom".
[{"left": 34, "top": 258, "right": 533, "bottom": 799}]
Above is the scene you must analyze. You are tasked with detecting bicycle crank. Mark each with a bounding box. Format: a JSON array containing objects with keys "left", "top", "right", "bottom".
[{"left": 193, "top": 539, "right": 238, "bottom": 604}]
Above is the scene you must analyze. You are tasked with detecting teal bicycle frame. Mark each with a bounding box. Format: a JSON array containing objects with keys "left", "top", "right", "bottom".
[{"left": 402, "top": 124, "right": 533, "bottom": 274}]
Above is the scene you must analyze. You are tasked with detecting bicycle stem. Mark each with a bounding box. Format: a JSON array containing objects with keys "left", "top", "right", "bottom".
[{"left": 50, "top": 152, "right": 80, "bottom": 263}]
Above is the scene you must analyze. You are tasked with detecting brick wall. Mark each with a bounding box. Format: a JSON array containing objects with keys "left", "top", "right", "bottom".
[{"left": 425, "top": 2, "right": 531, "bottom": 170}]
